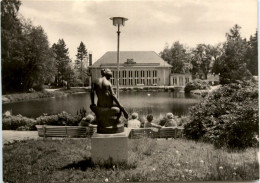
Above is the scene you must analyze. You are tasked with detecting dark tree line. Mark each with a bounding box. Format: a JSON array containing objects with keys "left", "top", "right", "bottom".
[
  {"left": 1, "top": 0, "right": 89, "bottom": 93},
  {"left": 1, "top": 0, "right": 56, "bottom": 92},
  {"left": 160, "top": 24, "right": 258, "bottom": 84}
]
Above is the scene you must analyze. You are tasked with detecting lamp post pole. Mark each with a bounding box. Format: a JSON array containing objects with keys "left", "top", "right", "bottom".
[
  {"left": 110, "top": 17, "right": 128, "bottom": 100},
  {"left": 116, "top": 24, "right": 120, "bottom": 99}
]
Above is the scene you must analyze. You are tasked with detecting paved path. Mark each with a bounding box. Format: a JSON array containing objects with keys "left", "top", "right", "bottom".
[{"left": 2, "top": 130, "right": 39, "bottom": 145}]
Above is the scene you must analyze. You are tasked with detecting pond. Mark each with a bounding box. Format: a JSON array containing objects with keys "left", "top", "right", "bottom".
[{"left": 2, "top": 91, "right": 201, "bottom": 118}]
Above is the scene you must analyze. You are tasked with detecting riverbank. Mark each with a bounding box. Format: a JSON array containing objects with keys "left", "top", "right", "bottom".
[
  {"left": 2, "top": 86, "right": 181, "bottom": 104},
  {"left": 2, "top": 88, "right": 90, "bottom": 104},
  {"left": 190, "top": 85, "right": 221, "bottom": 95}
]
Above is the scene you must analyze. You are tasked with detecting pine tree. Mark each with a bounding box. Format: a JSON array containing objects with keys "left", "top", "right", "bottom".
[
  {"left": 52, "top": 39, "right": 72, "bottom": 87},
  {"left": 219, "top": 24, "right": 252, "bottom": 84},
  {"left": 75, "top": 41, "right": 88, "bottom": 85},
  {"left": 246, "top": 30, "right": 258, "bottom": 75}
]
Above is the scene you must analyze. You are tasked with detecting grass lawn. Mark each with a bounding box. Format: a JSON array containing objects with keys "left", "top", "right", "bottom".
[{"left": 3, "top": 138, "right": 259, "bottom": 182}]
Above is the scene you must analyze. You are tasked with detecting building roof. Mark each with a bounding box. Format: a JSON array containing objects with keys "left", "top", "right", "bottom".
[{"left": 91, "top": 51, "right": 172, "bottom": 68}]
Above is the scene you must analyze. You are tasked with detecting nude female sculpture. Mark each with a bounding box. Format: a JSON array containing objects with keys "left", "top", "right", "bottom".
[{"left": 90, "top": 68, "right": 128, "bottom": 134}]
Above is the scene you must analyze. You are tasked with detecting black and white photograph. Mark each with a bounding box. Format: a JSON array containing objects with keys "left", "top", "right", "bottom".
[{"left": 1, "top": 0, "right": 259, "bottom": 182}]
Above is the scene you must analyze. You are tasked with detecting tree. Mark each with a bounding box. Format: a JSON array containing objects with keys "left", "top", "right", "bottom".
[
  {"left": 52, "top": 39, "right": 72, "bottom": 87},
  {"left": 75, "top": 41, "right": 88, "bottom": 85},
  {"left": 1, "top": 0, "right": 56, "bottom": 92},
  {"left": 211, "top": 44, "right": 224, "bottom": 75},
  {"left": 1, "top": 0, "right": 23, "bottom": 92},
  {"left": 217, "top": 25, "right": 251, "bottom": 84},
  {"left": 1, "top": 0, "right": 22, "bottom": 62},
  {"left": 63, "top": 62, "right": 75, "bottom": 89},
  {"left": 190, "top": 44, "right": 212, "bottom": 79},
  {"left": 160, "top": 41, "right": 191, "bottom": 73},
  {"left": 21, "top": 20, "right": 56, "bottom": 90},
  {"left": 246, "top": 30, "right": 258, "bottom": 75}
]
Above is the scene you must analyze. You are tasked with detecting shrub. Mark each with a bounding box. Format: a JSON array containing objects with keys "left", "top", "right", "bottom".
[
  {"left": 184, "top": 80, "right": 258, "bottom": 150},
  {"left": 184, "top": 79, "right": 210, "bottom": 93},
  {"left": 2, "top": 112, "right": 88, "bottom": 130},
  {"left": 36, "top": 111, "right": 81, "bottom": 126},
  {"left": 2, "top": 115, "right": 37, "bottom": 130}
]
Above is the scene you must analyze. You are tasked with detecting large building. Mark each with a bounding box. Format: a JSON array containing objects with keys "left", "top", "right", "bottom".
[{"left": 89, "top": 51, "right": 172, "bottom": 86}]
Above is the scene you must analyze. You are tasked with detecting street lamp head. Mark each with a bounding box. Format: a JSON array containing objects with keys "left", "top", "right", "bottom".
[{"left": 110, "top": 17, "right": 128, "bottom": 26}]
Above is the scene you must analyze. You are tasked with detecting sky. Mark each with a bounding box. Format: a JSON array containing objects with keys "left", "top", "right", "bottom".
[{"left": 19, "top": 0, "right": 258, "bottom": 63}]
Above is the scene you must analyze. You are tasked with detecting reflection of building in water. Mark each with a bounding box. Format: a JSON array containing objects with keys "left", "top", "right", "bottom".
[{"left": 89, "top": 51, "right": 172, "bottom": 86}]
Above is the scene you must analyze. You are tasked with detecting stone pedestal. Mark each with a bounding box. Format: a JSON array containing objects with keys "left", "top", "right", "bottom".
[{"left": 91, "top": 129, "right": 131, "bottom": 163}]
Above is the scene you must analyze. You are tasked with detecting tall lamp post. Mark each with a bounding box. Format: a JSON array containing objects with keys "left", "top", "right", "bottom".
[{"left": 110, "top": 17, "right": 128, "bottom": 99}]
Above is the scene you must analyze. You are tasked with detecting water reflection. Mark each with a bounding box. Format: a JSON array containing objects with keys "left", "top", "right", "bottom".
[{"left": 2, "top": 91, "right": 201, "bottom": 118}]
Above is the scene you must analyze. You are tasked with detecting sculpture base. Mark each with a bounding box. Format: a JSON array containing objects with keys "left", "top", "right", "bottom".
[
  {"left": 97, "top": 123, "right": 124, "bottom": 134},
  {"left": 91, "top": 131, "right": 128, "bottom": 163}
]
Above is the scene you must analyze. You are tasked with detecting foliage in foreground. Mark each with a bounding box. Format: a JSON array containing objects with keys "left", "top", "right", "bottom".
[
  {"left": 184, "top": 80, "right": 258, "bottom": 150},
  {"left": 2, "top": 111, "right": 82, "bottom": 131},
  {"left": 36, "top": 112, "right": 81, "bottom": 126},
  {"left": 2, "top": 115, "right": 37, "bottom": 131},
  {"left": 3, "top": 138, "right": 258, "bottom": 182}
]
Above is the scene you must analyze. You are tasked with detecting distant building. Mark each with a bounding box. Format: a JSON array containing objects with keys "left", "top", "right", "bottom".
[
  {"left": 89, "top": 51, "right": 172, "bottom": 86},
  {"left": 170, "top": 73, "right": 192, "bottom": 87},
  {"left": 207, "top": 73, "right": 220, "bottom": 85}
]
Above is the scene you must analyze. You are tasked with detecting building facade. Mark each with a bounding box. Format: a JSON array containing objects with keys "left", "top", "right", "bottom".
[
  {"left": 170, "top": 73, "right": 192, "bottom": 87},
  {"left": 206, "top": 73, "right": 220, "bottom": 85},
  {"left": 89, "top": 51, "right": 172, "bottom": 86}
]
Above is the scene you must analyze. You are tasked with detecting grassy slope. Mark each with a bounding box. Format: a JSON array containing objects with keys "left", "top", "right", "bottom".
[{"left": 3, "top": 138, "right": 258, "bottom": 182}]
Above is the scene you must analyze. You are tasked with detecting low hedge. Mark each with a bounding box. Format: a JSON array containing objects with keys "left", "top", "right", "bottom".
[
  {"left": 36, "top": 112, "right": 81, "bottom": 126},
  {"left": 2, "top": 112, "right": 83, "bottom": 131},
  {"left": 2, "top": 115, "right": 37, "bottom": 131}
]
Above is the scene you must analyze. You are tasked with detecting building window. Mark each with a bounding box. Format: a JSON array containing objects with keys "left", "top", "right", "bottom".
[
  {"left": 111, "top": 71, "right": 114, "bottom": 85},
  {"left": 128, "top": 70, "right": 133, "bottom": 86},
  {"left": 153, "top": 70, "right": 157, "bottom": 77},
  {"left": 129, "top": 70, "right": 132, "bottom": 78},
  {"left": 129, "top": 79, "right": 133, "bottom": 86},
  {"left": 179, "top": 77, "right": 184, "bottom": 86},
  {"left": 141, "top": 70, "right": 144, "bottom": 77},
  {"left": 141, "top": 79, "right": 145, "bottom": 84},
  {"left": 174, "top": 78, "right": 177, "bottom": 86},
  {"left": 121, "top": 70, "right": 126, "bottom": 85},
  {"left": 140, "top": 70, "right": 145, "bottom": 85},
  {"left": 135, "top": 71, "right": 139, "bottom": 77},
  {"left": 147, "top": 70, "right": 151, "bottom": 78},
  {"left": 123, "top": 79, "right": 127, "bottom": 85},
  {"left": 153, "top": 78, "right": 157, "bottom": 85},
  {"left": 147, "top": 79, "right": 151, "bottom": 85}
]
